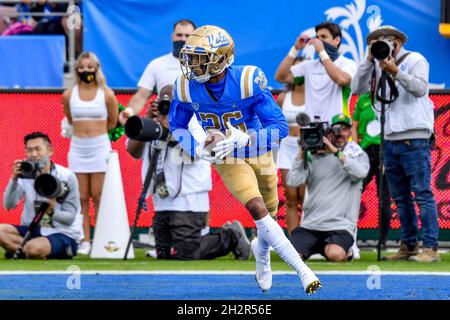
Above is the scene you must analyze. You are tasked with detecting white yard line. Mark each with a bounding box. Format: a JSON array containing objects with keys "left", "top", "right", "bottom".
[{"left": 0, "top": 270, "right": 449, "bottom": 276}]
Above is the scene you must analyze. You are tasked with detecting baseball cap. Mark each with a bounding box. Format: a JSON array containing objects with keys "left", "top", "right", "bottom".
[{"left": 331, "top": 113, "right": 352, "bottom": 127}]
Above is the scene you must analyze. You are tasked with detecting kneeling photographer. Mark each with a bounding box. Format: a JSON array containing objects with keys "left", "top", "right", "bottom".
[
  {"left": 0, "top": 132, "right": 83, "bottom": 259},
  {"left": 125, "top": 85, "right": 250, "bottom": 261},
  {"left": 286, "top": 114, "right": 369, "bottom": 261}
]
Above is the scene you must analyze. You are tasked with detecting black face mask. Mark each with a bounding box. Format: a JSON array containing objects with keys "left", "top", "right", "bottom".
[
  {"left": 77, "top": 71, "right": 96, "bottom": 83},
  {"left": 322, "top": 41, "right": 340, "bottom": 61},
  {"left": 172, "top": 40, "right": 185, "bottom": 58}
]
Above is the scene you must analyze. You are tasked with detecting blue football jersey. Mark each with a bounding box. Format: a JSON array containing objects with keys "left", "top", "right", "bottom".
[{"left": 169, "top": 65, "right": 288, "bottom": 158}]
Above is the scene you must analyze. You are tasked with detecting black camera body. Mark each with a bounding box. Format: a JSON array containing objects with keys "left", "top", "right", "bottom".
[
  {"left": 300, "top": 121, "right": 331, "bottom": 153},
  {"left": 297, "top": 113, "right": 336, "bottom": 154},
  {"left": 19, "top": 160, "right": 38, "bottom": 179},
  {"left": 371, "top": 39, "right": 395, "bottom": 60},
  {"left": 34, "top": 173, "right": 69, "bottom": 203},
  {"left": 124, "top": 115, "right": 171, "bottom": 142}
]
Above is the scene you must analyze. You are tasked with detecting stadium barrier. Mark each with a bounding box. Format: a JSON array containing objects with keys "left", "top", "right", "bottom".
[{"left": 0, "top": 89, "right": 449, "bottom": 240}]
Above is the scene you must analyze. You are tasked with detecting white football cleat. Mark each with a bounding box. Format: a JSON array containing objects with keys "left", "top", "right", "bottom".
[
  {"left": 251, "top": 238, "right": 272, "bottom": 291},
  {"left": 299, "top": 266, "right": 322, "bottom": 295}
]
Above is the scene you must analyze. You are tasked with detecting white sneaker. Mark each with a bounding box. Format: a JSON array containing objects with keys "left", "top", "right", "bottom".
[
  {"left": 298, "top": 266, "right": 322, "bottom": 295},
  {"left": 350, "top": 241, "right": 360, "bottom": 260},
  {"left": 77, "top": 241, "right": 91, "bottom": 255},
  {"left": 145, "top": 249, "right": 158, "bottom": 258},
  {"left": 148, "top": 228, "right": 156, "bottom": 247},
  {"left": 250, "top": 238, "right": 272, "bottom": 291}
]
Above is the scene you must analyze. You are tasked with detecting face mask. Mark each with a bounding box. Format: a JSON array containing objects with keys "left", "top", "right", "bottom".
[
  {"left": 77, "top": 71, "right": 96, "bottom": 83},
  {"left": 172, "top": 40, "right": 186, "bottom": 59},
  {"left": 36, "top": 156, "right": 50, "bottom": 171},
  {"left": 322, "top": 41, "right": 340, "bottom": 61}
]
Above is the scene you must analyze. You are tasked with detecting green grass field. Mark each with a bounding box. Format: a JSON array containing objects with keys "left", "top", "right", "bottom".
[{"left": 1, "top": 248, "right": 449, "bottom": 272}]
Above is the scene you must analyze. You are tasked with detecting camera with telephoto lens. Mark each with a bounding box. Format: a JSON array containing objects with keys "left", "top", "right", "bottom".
[
  {"left": 157, "top": 94, "right": 171, "bottom": 116},
  {"left": 19, "top": 160, "right": 38, "bottom": 179},
  {"left": 370, "top": 39, "right": 395, "bottom": 60},
  {"left": 124, "top": 115, "right": 171, "bottom": 142},
  {"left": 34, "top": 174, "right": 69, "bottom": 203}
]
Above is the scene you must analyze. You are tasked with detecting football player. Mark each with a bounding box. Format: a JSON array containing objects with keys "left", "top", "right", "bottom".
[{"left": 168, "top": 25, "right": 321, "bottom": 294}]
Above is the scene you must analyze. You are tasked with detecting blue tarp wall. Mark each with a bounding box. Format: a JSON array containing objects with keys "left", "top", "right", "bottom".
[
  {"left": 0, "top": 36, "right": 65, "bottom": 88},
  {"left": 84, "top": 0, "right": 450, "bottom": 89}
]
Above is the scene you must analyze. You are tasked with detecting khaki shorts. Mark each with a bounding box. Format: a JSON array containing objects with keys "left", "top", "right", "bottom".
[{"left": 213, "top": 152, "right": 279, "bottom": 218}]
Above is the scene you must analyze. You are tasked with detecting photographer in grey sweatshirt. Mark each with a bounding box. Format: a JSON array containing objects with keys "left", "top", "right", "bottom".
[
  {"left": 0, "top": 132, "right": 83, "bottom": 259},
  {"left": 287, "top": 114, "right": 369, "bottom": 261}
]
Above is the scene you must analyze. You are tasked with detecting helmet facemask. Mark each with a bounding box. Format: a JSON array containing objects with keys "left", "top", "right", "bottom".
[
  {"left": 180, "top": 51, "right": 212, "bottom": 83},
  {"left": 180, "top": 48, "right": 234, "bottom": 83}
]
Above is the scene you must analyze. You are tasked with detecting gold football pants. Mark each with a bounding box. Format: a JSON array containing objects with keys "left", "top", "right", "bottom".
[{"left": 213, "top": 152, "right": 279, "bottom": 218}]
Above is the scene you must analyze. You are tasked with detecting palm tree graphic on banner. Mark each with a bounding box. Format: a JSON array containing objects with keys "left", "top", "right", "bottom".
[{"left": 300, "top": 0, "right": 383, "bottom": 64}]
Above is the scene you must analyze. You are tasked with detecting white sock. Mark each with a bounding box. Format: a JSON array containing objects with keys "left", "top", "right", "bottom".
[
  {"left": 254, "top": 234, "right": 270, "bottom": 264},
  {"left": 255, "top": 214, "right": 308, "bottom": 274},
  {"left": 254, "top": 218, "right": 270, "bottom": 259}
]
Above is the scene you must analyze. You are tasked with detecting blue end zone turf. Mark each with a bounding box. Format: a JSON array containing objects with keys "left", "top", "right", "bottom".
[{"left": 0, "top": 274, "right": 449, "bottom": 300}]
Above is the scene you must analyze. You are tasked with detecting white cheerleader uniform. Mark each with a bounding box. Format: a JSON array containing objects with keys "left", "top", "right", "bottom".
[{"left": 68, "top": 85, "right": 111, "bottom": 173}]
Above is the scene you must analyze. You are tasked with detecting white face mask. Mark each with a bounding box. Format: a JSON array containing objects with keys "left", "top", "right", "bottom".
[{"left": 35, "top": 156, "right": 50, "bottom": 171}]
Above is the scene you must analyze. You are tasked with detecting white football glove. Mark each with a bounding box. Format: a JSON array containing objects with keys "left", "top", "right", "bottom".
[
  {"left": 195, "top": 143, "right": 224, "bottom": 164},
  {"left": 212, "top": 122, "right": 250, "bottom": 159}
]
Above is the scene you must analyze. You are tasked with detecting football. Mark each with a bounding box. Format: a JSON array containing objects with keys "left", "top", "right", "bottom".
[{"left": 204, "top": 130, "right": 227, "bottom": 156}]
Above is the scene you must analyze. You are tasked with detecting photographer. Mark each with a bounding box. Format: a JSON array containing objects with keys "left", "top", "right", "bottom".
[
  {"left": 286, "top": 114, "right": 369, "bottom": 261},
  {"left": 126, "top": 85, "right": 250, "bottom": 260},
  {"left": 275, "top": 21, "right": 357, "bottom": 122},
  {"left": 0, "top": 132, "right": 83, "bottom": 259},
  {"left": 351, "top": 26, "right": 439, "bottom": 262}
]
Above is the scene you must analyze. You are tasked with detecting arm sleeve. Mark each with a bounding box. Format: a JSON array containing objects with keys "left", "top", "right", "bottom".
[
  {"left": 351, "top": 59, "right": 374, "bottom": 95},
  {"left": 3, "top": 178, "right": 25, "bottom": 210},
  {"left": 395, "top": 58, "right": 429, "bottom": 98},
  {"left": 188, "top": 115, "right": 206, "bottom": 145},
  {"left": 52, "top": 174, "right": 80, "bottom": 226},
  {"left": 342, "top": 150, "right": 370, "bottom": 182},
  {"left": 168, "top": 99, "right": 199, "bottom": 157},
  {"left": 286, "top": 158, "right": 311, "bottom": 187}
]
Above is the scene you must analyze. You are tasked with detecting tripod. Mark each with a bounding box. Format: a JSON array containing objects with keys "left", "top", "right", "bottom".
[
  {"left": 123, "top": 147, "right": 162, "bottom": 260},
  {"left": 375, "top": 70, "right": 398, "bottom": 261}
]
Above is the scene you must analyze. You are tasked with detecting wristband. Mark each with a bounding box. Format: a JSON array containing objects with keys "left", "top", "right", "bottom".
[
  {"left": 288, "top": 46, "right": 300, "bottom": 58},
  {"left": 318, "top": 50, "right": 330, "bottom": 62}
]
